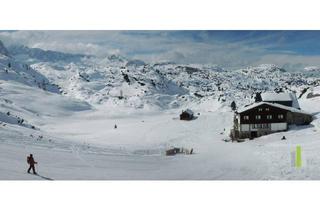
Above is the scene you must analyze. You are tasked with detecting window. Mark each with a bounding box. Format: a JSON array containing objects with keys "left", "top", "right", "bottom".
[
  {"left": 267, "top": 115, "right": 272, "bottom": 120},
  {"left": 266, "top": 108, "right": 270, "bottom": 111},
  {"left": 278, "top": 114, "right": 284, "bottom": 119},
  {"left": 258, "top": 108, "right": 263, "bottom": 111},
  {"left": 252, "top": 124, "right": 270, "bottom": 129},
  {"left": 243, "top": 115, "right": 249, "bottom": 120},
  {"left": 255, "top": 115, "right": 261, "bottom": 120}
]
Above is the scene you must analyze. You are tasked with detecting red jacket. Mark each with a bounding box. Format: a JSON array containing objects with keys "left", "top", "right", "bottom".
[{"left": 27, "top": 156, "right": 37, "bottom": 165}]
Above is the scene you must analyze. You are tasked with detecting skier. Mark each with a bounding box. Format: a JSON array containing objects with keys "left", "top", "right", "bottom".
[
  {"left": 27, "top": 154, "right": 38, "bottom": 174},
  {"left": 114, "top": 124, "right": 117, "bottom": 129}
]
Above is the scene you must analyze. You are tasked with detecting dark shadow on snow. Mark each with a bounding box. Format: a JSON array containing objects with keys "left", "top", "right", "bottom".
[
  {"left": 33, "top": 173, "right": 54, "bottom": 181},
  {"left": 288, "top": 124, "right": 315, "bottom": 131}
]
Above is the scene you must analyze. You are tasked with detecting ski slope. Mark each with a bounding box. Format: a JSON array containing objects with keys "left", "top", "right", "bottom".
[
  {"left": 1, "top": 81, "right": 320, "bottom": 180},
  {"left": 0, "top": 103, "right": 266, "bottom": 179}
]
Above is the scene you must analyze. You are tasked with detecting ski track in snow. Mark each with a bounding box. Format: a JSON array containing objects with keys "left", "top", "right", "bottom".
[{"left": 4, "top": 102, "right": 319, "bottom": 180}]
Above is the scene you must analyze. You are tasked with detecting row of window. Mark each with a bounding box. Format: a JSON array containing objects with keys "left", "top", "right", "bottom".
[
  {"left": 243, "top": 114, "right": 284, "bottom": 120},
  {"left": 258, "top": 108, "right": 270, "bottom": 112},
  {"left": 252, "top": 123, "right": 271, "bottom": 129}
]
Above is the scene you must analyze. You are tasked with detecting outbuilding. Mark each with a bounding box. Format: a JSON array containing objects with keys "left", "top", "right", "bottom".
[{"left": 180, "top": 109, "right": 194, "bottom": 120}]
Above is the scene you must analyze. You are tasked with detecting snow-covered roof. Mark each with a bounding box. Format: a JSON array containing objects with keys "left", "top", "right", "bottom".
[
  {"left": 261, "top": 92, "right": 300, "bottom": 109},
  {"left": 289, "top": 93, "right": 300, "bottom": 109},
  {"left": 261, "top": 92, "right": 292, "bottom": 101},
  {"left": 183, "top": 109, "right": 194, "bottom": 115},
  {"left": 237, "top": 102, "right": 311, "bottom": 115}
]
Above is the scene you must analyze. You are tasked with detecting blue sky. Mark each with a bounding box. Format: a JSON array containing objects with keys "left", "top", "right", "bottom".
[
  {"left": 1, "top": 30, "right": 320, "bottom": 69},
  {"left": 167, "top": 31, "right": 320, "bottom": 55}
]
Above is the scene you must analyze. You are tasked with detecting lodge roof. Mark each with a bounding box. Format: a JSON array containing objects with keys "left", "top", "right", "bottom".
[
  {"left": 261, "top": 92, "right": 300, "bottom": 109},
  {"left": 183, "top": 109, "right": 194, "bottom": 115},
  {"left": 237, "top": 102, "right": 311, "bottom": 115},
  {"left": 261, "top": 92, "right": 292, "bottom": 101}
]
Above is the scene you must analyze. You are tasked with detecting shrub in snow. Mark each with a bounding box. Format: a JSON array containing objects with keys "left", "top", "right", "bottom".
[
  {"left": 255, "top": 92, "right": 262, "bottom": 102},
  {"left": 231, "top": 101, "right": 237, "bottom": 111}
]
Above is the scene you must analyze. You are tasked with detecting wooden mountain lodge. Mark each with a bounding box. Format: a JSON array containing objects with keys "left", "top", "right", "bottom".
[{"left": 230, "top": 92, "right": 313, "bottom": 140}]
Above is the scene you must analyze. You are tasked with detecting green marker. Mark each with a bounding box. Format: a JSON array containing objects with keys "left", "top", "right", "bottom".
[{"left": 296, "top": 146, "right": 302, "bottom": 168}]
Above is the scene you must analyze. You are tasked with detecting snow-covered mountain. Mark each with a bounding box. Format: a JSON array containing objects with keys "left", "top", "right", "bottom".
[
  {"left": 0, "top": 42, "right": 87, "bottom": 130},
  {"left": 8, "top": 45, "right": 88, "bottom": 63},
  {"left": 26, "top": 54, "right": 320, "bottom": 110},
  {"left": 2, "top": 41, "right": 320, "bottom": 132},
  {"left": 1, "top": 41, "right": 320, "bottom": 180},
  {"left": 0, "top": 45, "right": 60, "bottom": 93},
  {"left": 0, "top": 40, "right": 10, "bottom": 57}
]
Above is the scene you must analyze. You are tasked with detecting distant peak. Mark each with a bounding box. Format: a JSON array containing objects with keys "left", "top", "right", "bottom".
[
  {"left": 107, "top": 54, "right": 127, "bottom": 62},
  {"left": 0, "top": 40, "right": 10, "bottom": 57},
  {"left": 304, "top": 66, "right": 320, "bottom": 71},
  {"left": 126, "top": 59, "right": 145, "bottom": 67},
  {"left": 244, "top": 64, "right": 286, "bottom": 73}
]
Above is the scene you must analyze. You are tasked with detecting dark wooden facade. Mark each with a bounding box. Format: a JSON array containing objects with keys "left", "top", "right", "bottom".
[
  {"left": 180, "top": 111, "right": 194, "bottom": 120},
  {"left": 287, "top": 112, "right": 313, "bottom": 125},
  {"left": 238, "top": 104, "right": 287, "bottom": 124}
]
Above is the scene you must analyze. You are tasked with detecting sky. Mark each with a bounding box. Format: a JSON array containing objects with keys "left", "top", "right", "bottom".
[{"left": 1, "top": 30, "right": 320, "bottom": 69}]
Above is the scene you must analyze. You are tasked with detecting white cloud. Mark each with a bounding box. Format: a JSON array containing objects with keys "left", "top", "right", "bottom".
[{"left": 1, "top": 30, "right": 320, "bottom": 70}]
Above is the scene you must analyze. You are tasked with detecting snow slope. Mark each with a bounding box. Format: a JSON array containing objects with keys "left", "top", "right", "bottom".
[
  {"left": 0, "top": 54, "right": 60, "bottom": 93},
  {"left": 0, "top": 101, "right": 267, "bottom": 180},
  {"left": 1, "top": 94, "right": 320, "bottom": 180}
]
